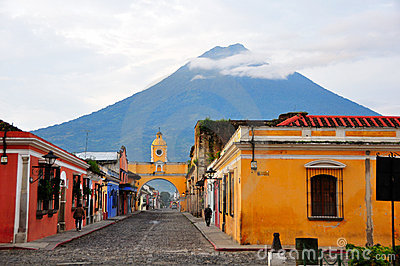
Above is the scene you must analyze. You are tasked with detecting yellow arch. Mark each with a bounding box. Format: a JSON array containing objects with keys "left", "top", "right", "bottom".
[
  {"left": 135, "top": 175, "right": 187, "bottom": 211},
  {"left": 129, "top": 161, "right": 188, "bottom": 211}
]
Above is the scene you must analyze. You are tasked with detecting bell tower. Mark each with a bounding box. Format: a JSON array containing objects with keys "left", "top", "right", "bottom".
[{"left": 151, "top": 130, "right": 167, "bottom": 163}]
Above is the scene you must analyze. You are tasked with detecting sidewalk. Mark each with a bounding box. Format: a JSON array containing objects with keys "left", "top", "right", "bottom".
[
  {"left": 182, "top": 212, "right": 266, "bottom": 252},
  {"left": 0, "top": 213, "right": 137, "bottom": 250}
]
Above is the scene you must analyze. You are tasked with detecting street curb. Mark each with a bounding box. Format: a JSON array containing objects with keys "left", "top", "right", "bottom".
[
  {"left": 181, "top": 212, "right": 267, "bottom": 252},
  {"left": 0, "top": 246, "right": 38, "bottom": 251},
  {"left": 181, "top": 213, "right": 217, "bottom": 249}
]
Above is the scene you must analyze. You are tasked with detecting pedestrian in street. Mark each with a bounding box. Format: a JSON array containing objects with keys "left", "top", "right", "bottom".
[
  {"left": 204, "top": 205, "right": 212, "bottom": 226},
  {"left": 73, "top": 203, "right": 85, "bottom": 232}
]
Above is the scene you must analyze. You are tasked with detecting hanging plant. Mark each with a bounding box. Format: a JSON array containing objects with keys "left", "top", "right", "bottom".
[
  {"left": 38, "top": 179, "right": 53, "bottom": 201},
  {"left": 72, "top": 180, "right": 82, "bottom": 199},
  {"left": 51, "top": 177, "right": 61, "bottom": 197},
  {"left": 83, "top": 186, "right": 92, "bottom": 196}
]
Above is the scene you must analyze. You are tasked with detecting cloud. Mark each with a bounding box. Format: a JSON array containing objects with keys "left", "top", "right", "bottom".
[
  {"left": 191, "top": 74, "right": 207, "bottom": 81},
  {"left": 0, "top": 0, "right": 399, "bottom": 130},
  {"left": 189, "top": 51, "right": 292, "bottom": 79},
  {"left": 188, "top": 4, "right": 400, "bottom": 81}
]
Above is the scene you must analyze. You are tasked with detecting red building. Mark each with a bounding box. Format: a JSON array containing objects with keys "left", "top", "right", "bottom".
[{"left": 0, "top": 121, "right": 89, "bottom": 243}]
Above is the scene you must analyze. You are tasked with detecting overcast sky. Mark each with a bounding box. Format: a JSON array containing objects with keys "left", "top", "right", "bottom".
[{"left": 1, "top": 0, "right": 399, "bottom": 131}]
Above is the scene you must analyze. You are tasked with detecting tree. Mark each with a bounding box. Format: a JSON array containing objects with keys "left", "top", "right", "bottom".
[{"left": 160, "top": 192, "right": 171, "bottom": 207}]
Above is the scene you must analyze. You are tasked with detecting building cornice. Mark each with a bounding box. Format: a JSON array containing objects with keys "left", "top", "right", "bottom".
[{"left": 5, "top": 135, "right": 89, "bottom": 170}]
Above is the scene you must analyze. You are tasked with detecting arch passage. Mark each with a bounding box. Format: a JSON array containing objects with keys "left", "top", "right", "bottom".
[{"left": 135, "top": 175, "right": 187, "bottom": 211}]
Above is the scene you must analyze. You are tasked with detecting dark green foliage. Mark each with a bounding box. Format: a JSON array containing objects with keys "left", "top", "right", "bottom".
[
  {"left": 38, "top": 179, "right": 52, "bottom": 201},
  {"left": 346, "top": 244, "right": 397, "bottom": 265},
  {"left": 160, "top": 191, "right": 171, "bottom": 207},
  {"left": 0, "top": 120, "right": 21, "bottom": 131},
  {"left": 198, "top": 118, "right": 236, "bottom": 164},
  {"left": 73, "top": 180, "right": 82, "bottom": 200},
  {"left": 51, "top": 177, "right": 60, "bottom": 197},
  {"left": 83, "top": 186, "right": 92, "bottom": 196},
  {"left": 87, "top": 160, "right": 101, "bottom": 175}
]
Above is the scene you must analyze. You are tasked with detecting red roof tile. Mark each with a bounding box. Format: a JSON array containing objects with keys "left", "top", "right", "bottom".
[{"left": 277, "top": 114, "right": 400, "bottom": 128}]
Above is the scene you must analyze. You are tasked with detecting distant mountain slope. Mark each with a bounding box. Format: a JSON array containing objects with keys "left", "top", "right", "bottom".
[{"left": 33, "top": 44, "right": 379, "bottom": 161}]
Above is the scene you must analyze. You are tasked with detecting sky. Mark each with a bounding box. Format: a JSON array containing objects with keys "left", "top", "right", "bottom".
[
  {"left": 145, "top": 179, "right": 178, "bottom": 195},
  {"left": 1, "top": 0, "right": 399, "bottom": 131}
]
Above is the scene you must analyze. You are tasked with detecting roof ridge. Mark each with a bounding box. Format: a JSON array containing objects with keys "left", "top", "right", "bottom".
[{"left": 277, "top": 114, "right": 303, "bottom": 126}]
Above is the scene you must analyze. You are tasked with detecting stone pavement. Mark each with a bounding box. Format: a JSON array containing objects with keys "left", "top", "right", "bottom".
[
  {"left": 182, "top": 212, "right": 267, "bottom": 252},
  {"left": 0, "top": 213, "right": 135, "bottom": 250},
  {"left": 0, "top": 210, "right": 269, "bottom": 265}
]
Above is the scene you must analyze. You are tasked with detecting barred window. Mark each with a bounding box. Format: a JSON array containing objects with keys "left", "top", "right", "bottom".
[
  {"left": 223, "top": 174, "right": 227, "bottom": 215},
  {"left": 311, "top": 175, "right": 337, "bottom": 216},
  {"left": 305, "top": 160, "right": 345, "bottom": 221},
  {"left": 229, "top": 172, "right": 234, "bottom": 217}
]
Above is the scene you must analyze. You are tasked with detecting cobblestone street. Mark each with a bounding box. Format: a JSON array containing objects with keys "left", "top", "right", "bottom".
[{"left": 0, "top": 211, "right": 266, "bottom": 265}]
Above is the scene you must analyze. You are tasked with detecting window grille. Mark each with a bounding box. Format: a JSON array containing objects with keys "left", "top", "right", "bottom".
[
  {"left": 223, "top": 174, "right": 227, "bottom": 215},
  {"left": 229, "top": 172, "right": 234, "bottom": 217},
  {"left": 306, "top": 168, "right": 343, "bottom": 220}
]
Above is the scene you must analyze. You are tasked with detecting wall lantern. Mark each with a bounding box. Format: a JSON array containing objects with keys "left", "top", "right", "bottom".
[
  {"left": 204, "top": 168, "right": 216, "bottom": 179},
  {"left": 202, "top": 168, "right": 222, "bottom": 184},
  {"left": 1, "top": 129, "right": 8, "bottom": 165},
  {"left": 43, "top": 150, "right": 58, "bottom": 166},
  {"left": 251, "top": 160, "right": 258, "bottom": 171},
  {"left": 30, "top": 150, "right": 59, "bottom": 183},
  {"left": 0, "top": 154, "right": 7, "bottom": 165},
  {"left": 250, "top": 126, "right": 257, "bottom": 171}
]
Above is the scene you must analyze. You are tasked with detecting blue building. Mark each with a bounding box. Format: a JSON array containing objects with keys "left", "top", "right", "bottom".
[{"left": 107, "top": 181, "right": 119, "bottom": 218}]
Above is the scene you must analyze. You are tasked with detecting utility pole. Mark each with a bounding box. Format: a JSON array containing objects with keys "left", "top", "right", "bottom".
[{"left": 84, "top": 130, "right": 91, "bottom": 158}]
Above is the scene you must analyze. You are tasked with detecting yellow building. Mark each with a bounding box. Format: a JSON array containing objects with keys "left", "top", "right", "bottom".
[
  {"left": 203, "top": 113, "right": 400, "bottom": 247},
  {"left": 128, "top": 131, "right": 188, "bottom": 211}
]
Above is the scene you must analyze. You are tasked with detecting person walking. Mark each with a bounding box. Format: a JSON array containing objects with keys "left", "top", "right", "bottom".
[
  {"left": 73, "top": 203, "right": 85, "bottom": 232},
  {"left": 204, "top": 205, "right": 212, "bottom": 226}
]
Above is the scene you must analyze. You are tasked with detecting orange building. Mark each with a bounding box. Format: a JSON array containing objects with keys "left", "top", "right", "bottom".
[
  {"left": 203, "top": 114, "right": 400, "bottom": 247},
  {"left": 128, "top": 131, "right": 187, "bottom": 211}
]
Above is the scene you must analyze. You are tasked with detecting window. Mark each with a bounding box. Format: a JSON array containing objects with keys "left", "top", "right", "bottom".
[
  {"left": 82, "top": 178, "right": 90, "bottom": 208},
  {"left": 219, "top": 179, "right": 222, "bottom": 214},
  {"left": 306, "top": 162, "right": 344, "bottom": 221},
  {"left": 229, "top": 172, "right": 234, "bottom": 216},
  {"left": 36, "top": 166, "right": 60, "bottom": 216},
  {"left": 223, "top": 174, "right": 227, "bottom": 215},
  {"left": 311, "top": 175, "right": 336, "bottom": 216},
  {"left": 214, "top": 182, "right": 218, "bottom": 213},
  {"left": 72, "top": 175, "right": 82, "bottom": 207},
  {"left": 112, "top": 190, "right": 118, "bottom": 208},
  {"left": 95, "top": 183, "right": 101, "bottom": 211}
]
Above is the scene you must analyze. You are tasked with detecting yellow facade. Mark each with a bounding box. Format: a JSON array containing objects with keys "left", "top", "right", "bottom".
[
  {"left": 208, "top": 125, "right": 400, "bottom": 247},
  {"left": 128, "top": 131, "right": 188, "bottom": 211}
]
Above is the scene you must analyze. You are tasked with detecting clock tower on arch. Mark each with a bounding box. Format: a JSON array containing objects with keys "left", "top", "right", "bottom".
[{"left": 151, "top": 130, "right": 167, "bottom": 165}]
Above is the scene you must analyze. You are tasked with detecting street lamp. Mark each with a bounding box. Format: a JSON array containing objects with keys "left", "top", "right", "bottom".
[
  {"left": 43, "top": 150, "right": 58, "bottom": 166},
  {"left": 203, "top": 168, "right": 221, "bottom": 181},
  {"left": 30, "top": 150, "right": 59, "bottom": 183}
]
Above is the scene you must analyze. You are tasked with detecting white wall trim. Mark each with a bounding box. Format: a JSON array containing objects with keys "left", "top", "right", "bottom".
[
  {"left": 304, "top": 159, "right": 347, "bottom": 169},
  {"left": 240, "top": 154, "right": 376, "bottom": 161},
  {"left": 5, "top": 137, "right": 88, "bottom": 169},
  {"left": 6, "top": 149, "right": 86, "bottom": 174},
  {"left": 13, "top": 154, "right": 23, "bottom": 243},
  {"left": 23, "top": 154, "right": 30, "bottom": 242}
]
